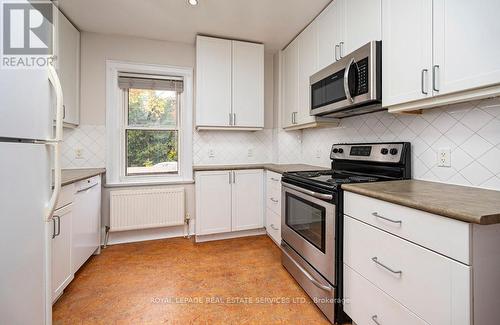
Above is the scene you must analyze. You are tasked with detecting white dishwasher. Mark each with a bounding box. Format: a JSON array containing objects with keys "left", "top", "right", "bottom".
[{"left": 72, "top": 175, "right": 101, "bottom": 273}]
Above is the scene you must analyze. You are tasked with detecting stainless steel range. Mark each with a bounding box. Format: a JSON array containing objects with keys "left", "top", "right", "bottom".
[{"left": 280, "top": 142, "right": 411, "bottom": 324}]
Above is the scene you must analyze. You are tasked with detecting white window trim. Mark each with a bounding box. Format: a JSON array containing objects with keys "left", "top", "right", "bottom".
[{"left": 105, "top": 60, "right": 193, "bottom": 185}]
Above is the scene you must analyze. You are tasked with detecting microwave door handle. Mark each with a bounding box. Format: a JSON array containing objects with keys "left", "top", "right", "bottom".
[{"left": 343, "top": 58, "right": 355, "bottom": 103}]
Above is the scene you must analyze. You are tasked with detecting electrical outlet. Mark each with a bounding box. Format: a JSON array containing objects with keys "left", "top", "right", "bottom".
[
  {"left": 247, "top": 148, "right": 253, "bottom": 157},
  {"left": 315, "top": 149, "right": 321, "bottom": 159},
  {"left": 75, "top": 148, "right": 84, "bottom": 159},
  {"left": 208, "top": 148, "right": 215, "bottom": 158},
  {"left": 438, "top": 148, "right": 451, "bottom": 167}
]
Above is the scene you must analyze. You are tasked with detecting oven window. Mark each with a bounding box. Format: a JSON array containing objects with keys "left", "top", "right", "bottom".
[{"left": 285, "top": 193, "right": 326, "bottom": 252}]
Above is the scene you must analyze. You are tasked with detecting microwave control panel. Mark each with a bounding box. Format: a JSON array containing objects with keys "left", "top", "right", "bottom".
[{"left": 356, "top": 58, "right": 369, "bottom": 95}]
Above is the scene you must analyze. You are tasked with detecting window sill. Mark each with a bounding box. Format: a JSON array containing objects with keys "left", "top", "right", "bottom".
[{"left": 104, "top": 178, "right": 194, "bottom": 188}]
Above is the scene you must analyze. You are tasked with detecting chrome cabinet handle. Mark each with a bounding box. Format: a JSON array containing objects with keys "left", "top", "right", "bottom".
[
  {"left": 52, "top": 217, "right": 57, "bottom": 239},
  {"left": 371, "top": 315, "right": 381, "bottom": 325},
  {"left": 433, "top": 65, "right": 440, "bottom": 92},
  {"left": 232, "top": 113, "right": 236, "bottom": 126},
  {"left": 421, "top": 69, "right": 428, "bottom": 95},
  {"left": 281, "top": 242, "right": 333, "bottom": 292},
  {"left": 335, "top": 44, "right": 340, "bottom": 61},
  {"left": 77, "top": 182, "right": 99, "bottom": 193},
  {"left": 270, "top": 224, "right": 279, "bottom": 231},
  {"left": 63, "top": 104, "right": 66, "bottom": 119},
  {"left": 343, "top": 58, "right": 356, "bottom": 103},
  {"left": 270, "top": 198, "right": 278, "bottom": 203},
  {"left": 372, "top": 212, "right": 402, "bottom": 225},
  {"left": 372, "top": 257, "right": 403, "bottom": 275},
  {"left": 339, "top": 41, "right": 344, "bottom": 58},
  {"left": 228, "top": 171, "right": 231, "bottom": 184},
  {"left": 232, "top": 171, "right": 236, "bottom": 183},
  {"left": 52, "top": 215, "right": 61, "bottom": 238},
  {"left": 270, "top": 177, "right": 280, "bottom": 182},
  {"left": 228, "top": 113, "right": 232, "bottom": 126},
  {"left": 282, "top": 182, "right": 333, "bottom": 200}
]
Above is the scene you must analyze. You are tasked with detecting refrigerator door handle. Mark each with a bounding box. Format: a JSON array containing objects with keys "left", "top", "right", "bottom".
[
  {"left": 48, "top": 64, "right": 64, "bottom": 142},
  {"left": 44, "top": 142, "right": 61, "bottom": 221}
]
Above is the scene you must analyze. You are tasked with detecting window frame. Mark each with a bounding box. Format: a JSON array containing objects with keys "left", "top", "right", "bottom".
[
  {"left": 106, "top": 60, "right": 193, "bottom": 186},
  {"left": 123, "top": 88, "right": 180, "bottom": 176}
]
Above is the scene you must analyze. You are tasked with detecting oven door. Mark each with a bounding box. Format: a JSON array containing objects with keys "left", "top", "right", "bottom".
[{"left": 281, "top": 182, "right": 336, "bottom": 284}]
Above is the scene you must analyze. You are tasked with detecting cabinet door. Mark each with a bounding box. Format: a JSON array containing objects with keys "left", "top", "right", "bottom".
[
  {"left": 195, "top": 171, "right": 232, "bottom": 235},
  {"left": 382, "top": 0, "right": 433, "bottom": 107},
  {"left": 297, "top": 22, "right": 318, "bottom": 125},
  {"left": 232, "top": 41, "right": 264, "bottom": 128},
  {"left": 232, "top": 169, "right": 264, "bottom": 231},
  {"left": 196, "top": 36, "right": 232, "bottom": 127},
  {"left": 344, "top": 0, "right": 382, "bottom": 54},
  {"left": 52, "top": 204, "right": 74, "bottom": 303},
  {"left": 433, "top": 0, "right": 500, "bottom": 96},
  {"left": 56, "top": 10, "right": 80, "bottom": 126},
  {"left": 281, "top": 40, "right": 299, "bottom": 128},
  {"left": 317, "top": 0, "right": 345, "bottom": 70}
]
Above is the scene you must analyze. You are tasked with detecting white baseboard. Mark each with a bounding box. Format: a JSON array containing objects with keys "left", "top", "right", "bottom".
[
  {"left": 103, "top": 224, "right": 194, "bottom": 246},
  {"left": 195, "top": 228, "right": 267, "bottom": 243}
]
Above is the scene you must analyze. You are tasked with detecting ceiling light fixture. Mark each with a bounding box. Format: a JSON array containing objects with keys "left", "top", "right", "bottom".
[{"left": 188, "top": 0, "right": 198, "bottom": 6}]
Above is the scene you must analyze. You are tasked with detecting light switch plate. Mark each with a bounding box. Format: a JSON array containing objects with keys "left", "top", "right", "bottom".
[
  {"left": 438, "top": 148, "right": 451, "bottom": 167},
  {"left": 208, "top": 148, "right": 215, "bottom": 158},
  {"left": 247, "top": 148, "right": 253, "bottom": 157},
  {"left": 75, "top": 148, "right": 84, "bottom": 159}
]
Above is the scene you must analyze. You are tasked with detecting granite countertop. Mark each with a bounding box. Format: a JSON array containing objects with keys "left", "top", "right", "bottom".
[
  {"left": 342, "top": 180, "right": 500, "bottom": 225},
  {"left": 193, "top": 163, "right": 328, "bottom": 174},
  {"left": 61, "top": 168, "right": 106, "bottom": 186}
]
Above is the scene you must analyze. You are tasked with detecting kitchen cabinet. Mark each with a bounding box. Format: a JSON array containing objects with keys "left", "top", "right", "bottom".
[
  {"left": 281, "top": 39, "right": 299, "bottom": 129},
  {"left": 195, "top": 169, "right": 264, "bottom": 237},
  {"left": 343, "top": 191, "right": 500, "bottom": 325},
  {"left": 51, "top": 197, "right": 74, "bottom": 303},
  {"left": 265, "top": 171, "right": 281, "bottom": 245},
  {"left": 55, "top": 9, "right": 80, "bottom": 126},
  {"left": 343, "top": 0, "right": 382, "bottom": 54},
  {"left": 196, "top": 36, "right": 264, "bottom": 130},
  {"left": 317, "top": 0, "right": 344, "bottom": 70},
  {"left": 231, "top": 169, "right": 264, "bottom": 231},
  {"left": 297, "top": 23, "right": 318, "bottom": 126},
  {"left": 72, "top": 175, "right": 101, "bottom": 273},
  {"left": 195, "top": 171, "right": 232, "bottom": 235},
  {"left": 383, "top": 0, "right": 500, "bottom": 113}
]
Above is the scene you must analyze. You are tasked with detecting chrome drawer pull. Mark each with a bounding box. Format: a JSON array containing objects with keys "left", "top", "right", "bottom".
[
  {"left": 270, "top": 224, "right": 279, "bottom": 231},
  {"left": 371, "top": 315, "right": 381, "bottom": 325},
  {"left": 372, "top": 257, "right": 403, "bottom": 275},
  {"left": 270, "top": 198, "right": 278, "bottom": 203},
  {"left": 77, "top": 182, "right": 99, "bottom": 193},
  {"left": 270, "top": 177, "right": 280, "bottom": 182},
  {"left": 372, "top": 212, "right": 402, "bottom": 225}
]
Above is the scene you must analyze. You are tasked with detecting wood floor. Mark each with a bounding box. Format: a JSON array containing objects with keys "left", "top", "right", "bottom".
[{"left": 53, "top": 235, "right": 334, "bottom": 324}]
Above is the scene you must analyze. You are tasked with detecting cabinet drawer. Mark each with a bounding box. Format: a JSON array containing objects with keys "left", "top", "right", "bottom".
[
  {"left": 266, "top": 171, "right": 281, "bottom": 190},
  {"left": 266, "top": 208, "right": 281, "bottom": 244},
  {"left": 344, "top": 216, "right": 471, "bottom": 325},
  {"left": 344, "top": 264, "right": 428, "bottom": 325},
  {"left": 344, "top": 191, "right": 470, "bottom": 264},
  {"left": 266, "top": 192, "right": 281, "bottom": 215},
  {"left": 55, "top": 184, "right": 75, "bottom": 210}
]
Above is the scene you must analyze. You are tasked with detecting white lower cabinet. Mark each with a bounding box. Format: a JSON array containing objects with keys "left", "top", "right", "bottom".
[
  {"left": 195, "top": 169, "right": 264, "bottom": 237},
  {"left": 51, "top": 203, "right": 74, "bottom": 303},
  {"left": 265, "top": 171, "right": 282, "bottom": 244}
]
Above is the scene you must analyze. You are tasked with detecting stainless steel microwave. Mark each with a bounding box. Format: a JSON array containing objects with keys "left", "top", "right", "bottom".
[{"left": 310, "top": 41, "right": 382, "bottom": 118}]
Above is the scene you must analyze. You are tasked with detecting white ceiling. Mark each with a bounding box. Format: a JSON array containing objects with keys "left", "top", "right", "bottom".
[{"left": 57, "top": 0, "right": 331, "bottom": 52}]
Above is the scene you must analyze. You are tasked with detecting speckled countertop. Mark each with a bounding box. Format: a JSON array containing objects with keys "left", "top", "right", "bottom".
[
  {"left": 342, "top": 180, "right": 500, "bottom": 225},
  {"left": 193, "top": 163, "right": 328, "bottom": 174},
  {"left": 61, "top": 168, "right": 106, "bottom": 186}
]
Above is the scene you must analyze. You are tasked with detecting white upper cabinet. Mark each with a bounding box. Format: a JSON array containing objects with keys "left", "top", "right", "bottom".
[
  {"left": 382, "top": 0, "right": 433, "bottom": 107},
  {"left": 281, "top": 39, "right": 299, "bottom": 129},
  {"left": 56, "top": 9, "right": 80, "bottom": 126},
  {"left": 317, "top": 0, "right": 344, "bottom": 70},
  {"left": 231, "top": 169, "right": 264, "bottom": 231},
  {"left": 297, "top": 22, "right": 318, "bottom": 125},
  {"left": 196, "top": 36, "right": 264, "bottom": 130},
  {"left": 344, "top": 0, "right": 382, "bottom": 54},
  {"left": 433, "top": 0, "right": 500, "bottom": 96},
  {"left": 384, "top": 0, "right": 500, "bottom": 112},
  {"left": 196, "top": 36, "right": 232, "bottom": 128},
  {"left": 232, "top": 41, "right": 264, "bottom": 128}
]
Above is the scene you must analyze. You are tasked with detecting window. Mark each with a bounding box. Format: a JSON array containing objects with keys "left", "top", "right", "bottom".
[
  {"left": 106, "top": 61, "right": 193, "bottom": 185},
  {"left": 125, "top": 87, "right": 179, "bottom": 175}
]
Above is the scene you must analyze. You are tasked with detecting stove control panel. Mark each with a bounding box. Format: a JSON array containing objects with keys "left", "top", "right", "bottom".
[{"left": 330, "top": 143, "right": 406, "bottom": 163}]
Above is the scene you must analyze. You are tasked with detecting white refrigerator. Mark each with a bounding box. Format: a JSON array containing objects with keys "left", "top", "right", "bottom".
[{"left": 0, "top": 63, "right": 64, "bottom": 324}]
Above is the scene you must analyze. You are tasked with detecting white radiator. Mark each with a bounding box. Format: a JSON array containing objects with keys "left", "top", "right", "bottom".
[{"left": 110, "top": 188, "right": 185, "bottom": 232}]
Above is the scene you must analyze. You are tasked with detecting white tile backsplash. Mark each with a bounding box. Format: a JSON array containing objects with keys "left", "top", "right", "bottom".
[
  {"left": 300, "top": 98, "right": 500, "bottom": 190},
  {"left": 63, "top": 98, "right": 500, "bottom": 191}
]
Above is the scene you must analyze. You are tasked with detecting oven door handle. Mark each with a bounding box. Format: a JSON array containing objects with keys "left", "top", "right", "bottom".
[
  {"left": 281, "top": 182, "right": 333, "bottom": 200},
  {"left": 281, "top": 242, "right": 333, "bottom": 292}
]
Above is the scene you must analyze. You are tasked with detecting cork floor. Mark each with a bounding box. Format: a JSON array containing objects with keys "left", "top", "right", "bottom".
[{"left": 52, "top": 235, "right": 335, "bottom": 324}]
